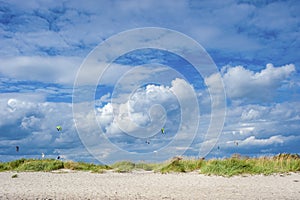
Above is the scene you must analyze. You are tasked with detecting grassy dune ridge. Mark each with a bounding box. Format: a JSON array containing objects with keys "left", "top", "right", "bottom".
[{"left": 0, "top": 153, "right": 299, "bottom": 176}]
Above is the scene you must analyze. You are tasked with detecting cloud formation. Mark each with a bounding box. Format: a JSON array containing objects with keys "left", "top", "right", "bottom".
[
  {"left": 222, "top": 63, "right": 296, "bottom": 101},
  {"left": 0, "top": 93, "right": 82, "bottom": 161},
  {"left": 0, "top": 0, "right": 299, "bottom": 67},
  {"left": 95, "top": 78, "right": 198, "bottom": 143},
  {"left": 0, "top": 56, "right": 81, "bottom": 84}
]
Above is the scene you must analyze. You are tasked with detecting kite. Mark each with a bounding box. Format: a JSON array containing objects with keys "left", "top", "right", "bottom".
[
  {"left": 56, "top": 126, "right": 62, "bottom": 131},
  {"left": 161, "top": 128, "right": 165, "bottom": 134},
  {"left": 145, "top": 140, "right": 150, "bottom": 144},
  {"left": 16, "top": 146, "right": 19, "bottom": 152},
  {"left": 234, "top": 141, "right": 239, "bottom": 146}
]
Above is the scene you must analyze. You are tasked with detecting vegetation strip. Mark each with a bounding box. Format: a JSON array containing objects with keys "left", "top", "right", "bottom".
[{"left": 1, "top": 153, "right": 299, "bottom": 177}]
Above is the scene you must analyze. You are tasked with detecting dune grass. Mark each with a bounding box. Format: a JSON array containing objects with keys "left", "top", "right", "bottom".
[
  {"left": 158, "top": 157, "right": 204, "bottom": 173},
  {"left": 111, "top": 161, "right": 159, "bottom": 172},
  {"left": 63, "top": 161, "right": 111, "bottom": 173},
  {"left": 0, "top": 158, "right": 64, "bottom": 172},
  {"left": 0, "top": 159, "right": 110, "bottom": 173},
  {"left": 200, "top": 154, "right": 300, "bottom": 176},
  {"left": 111, "top": 161, "right": 136, "bottom": 173},
  {"left": 0, "top": 153, "right": 299, "bottom": 176}
]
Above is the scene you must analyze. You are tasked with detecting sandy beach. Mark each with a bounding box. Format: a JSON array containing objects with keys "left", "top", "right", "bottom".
[{"left": 0, "top": 171, "right": 299, "bottom": 200}]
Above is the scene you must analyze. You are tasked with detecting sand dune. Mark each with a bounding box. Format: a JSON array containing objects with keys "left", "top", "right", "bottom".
[{"left": 1, "top": 171, "right": 299, "bottom": 199}]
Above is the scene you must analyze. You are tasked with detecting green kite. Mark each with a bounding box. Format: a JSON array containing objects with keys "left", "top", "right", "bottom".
[{"left": 56, "top": 126, "right": 62, "bottom": 131}]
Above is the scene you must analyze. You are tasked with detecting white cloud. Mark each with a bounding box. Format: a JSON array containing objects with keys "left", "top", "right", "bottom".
[
  {"left": 238, "top": 125, "right": 255, "bottom": 135},
  {"left": 248, "top": 1, "right": 298, "bottom": 31},
  {"left": 74, "top": 58, "right": 173, "bottom": 88},
  {"left": 219, "top": 100, "right": 300, "bottom": 155},
  {"left": 0, "top": 56, "right": 81, "bottom": 84},
  {"left": 20, "top": 115, "right": 41, "bottom": 130},
  {"left": 241, "top": 108, "right": 261, "bottom": 121},
  {"left": 0, "top": 93, "right": 45, "bottom": 126},
  {"left": 0, "top": 93, "right": 78, "bottom": 152},
  {"left": 96, "top": 79, "right": 185, "bottom": 138},
  {"left": 1, "top": 0, "right": 298, "bottom": 62},
  {"left": 78, "top": 77, "right": 202, "bottom": 161},
  {"left": 96, "top": 103, "right": 114, "bottom": 129},
  {"left": 240, "top": 135, "right": 294, "bottom": 146},
  {"left": 222, "top": 63, "right": 296, "bottom": 100},
  {"left": 204, "top": 72, "right": 226, "bottom": 107}
]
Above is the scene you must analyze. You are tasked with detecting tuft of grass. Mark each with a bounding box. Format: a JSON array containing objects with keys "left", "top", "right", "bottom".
[
  {"left": 91, "top": 168, "right": 106, "bottom": 173},
  {"left": 181, "top": 159, "right": 204, "bottom": 172},
  {"left": 111, "top": 161, "right": 135, "bottom": 173},
  {"left": 63, "top": 161, "right": 94, "bottom": 171},
  {"left": 200, "top": 158, "right": 254, "bottom": 177},
  {"left": 0, "top": 159, "right": 111, "bottom": 173},
  {"left": 11, "top": 174, "right": 18, "bottom": 178},
  {"left": 158, "top": 157, "right": 204, "bottom": 173},
  {"left": 63, "top": 161, "right": 111, "bottom": 172},
  {"left": 109, "top": 161, "right": 159, "bottom": 172},
  {"left": 0, "top": 162, "right": 10, "bottom": 172},
  {"left": 137, "top": 162, "right": 160, "bottom": 171},
  {"left": 9, "top": 158, "right": 27, "bottom": 169},
  {"left": 200, "top": 154, "right": 300, "bottom": 177},
  {"left": 0, "top": 159, "right": 64, "bottom": 172},
  {"left": 159, "top": 160, "right": 185, "bottom": 173},
  {"left": 16, "top": 159, "right": 64, "bottom": 172}
]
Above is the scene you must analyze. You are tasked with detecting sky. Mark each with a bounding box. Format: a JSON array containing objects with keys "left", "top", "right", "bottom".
[{"left": 0, "top": 0, "right": 299, "bottom": 164}]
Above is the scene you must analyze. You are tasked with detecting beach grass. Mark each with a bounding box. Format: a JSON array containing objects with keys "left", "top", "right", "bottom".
[
  {"left": 63, "top": 161, "right": 111, "bottom": 173},
  {"left": 200, "top": 154, "right": 300, "bottom": 176},
  {"left": 0, "top": 153, "right": 299, "bottom": 176},
  {"left": 1, "top": 158, "right": 64, "bottom": 172},
  {"left": 111, "top": 161, "right": 136, "bottom": 173},
  {"left": 158, "top": 157, "right": 204, "bottom": 173},
  {"left": 111, "top": 161, "right": 159, "bottom": 172}
]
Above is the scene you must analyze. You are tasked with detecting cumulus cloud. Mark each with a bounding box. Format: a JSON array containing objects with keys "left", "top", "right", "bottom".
[
  {"left": 216, "top": 100, "right": 300, "bottom": 158},
  {"left": 0, "top": 93, "right": 81, "bottom": 159},
  {"left": 222, "top": 63, "right": 296, "bottom": 101},
  {"left": 224, "top": 101, "right": 300, "bottom": 134},
  {"left": 75, "top": 77, "right": 202, "bottom": 162},
  {"left": 95, "top": 78, "right": 197, "bottom": 138},
  {"left": 0, "top": 93, "right": 45, "bottom": 126},
  {"left": 242, "top": 102, "right": 300, "bottom": 123}
]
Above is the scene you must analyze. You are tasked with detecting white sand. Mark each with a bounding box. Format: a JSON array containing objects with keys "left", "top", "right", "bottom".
[{"left": 0, "top": 171, "right": 299, "bottom": 200}]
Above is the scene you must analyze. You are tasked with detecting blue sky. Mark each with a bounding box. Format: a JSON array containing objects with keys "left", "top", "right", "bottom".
[{"left": 0, "top": 0, "right": 299, "bottom": 164}]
